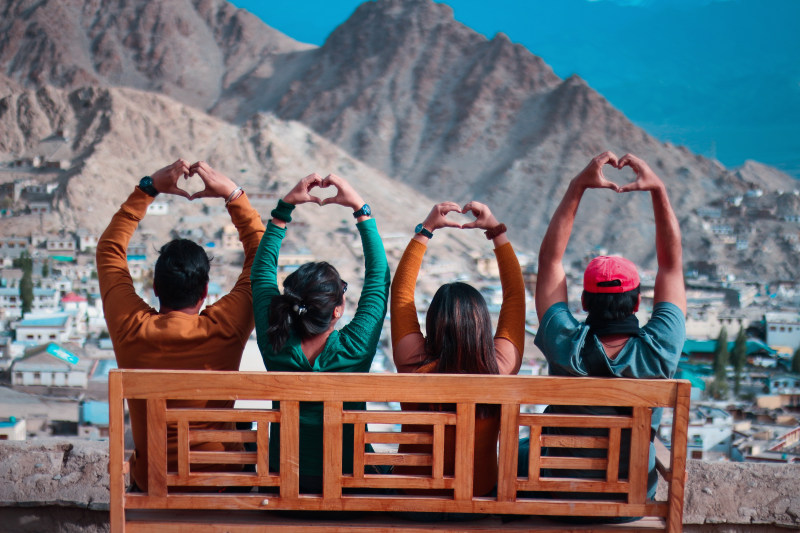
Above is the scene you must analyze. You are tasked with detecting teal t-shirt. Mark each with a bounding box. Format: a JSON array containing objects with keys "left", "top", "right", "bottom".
[{"left": 534, "top": 301, "right": 686, "bottom": 497}]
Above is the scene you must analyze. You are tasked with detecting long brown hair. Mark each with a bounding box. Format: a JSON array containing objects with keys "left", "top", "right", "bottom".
[{"left": 424, "top": 283, "right": 498, "bottom": 417}]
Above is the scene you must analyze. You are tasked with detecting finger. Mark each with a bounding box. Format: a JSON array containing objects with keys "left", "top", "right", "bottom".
[
  {"left": 594, "top": 151, "right": 617, "bottom": 166},
  {"left": 601, "top": 179, "right": 620, "bottom": 191},
  {"left": 320, "top": 197, "right": 336, "bottom": 206},
  {"left": 305, "top": 172, "right": 323, "bottom": 184},
  {"left": 170, "top": 188, "right": 191, "bottom": 200},
  {"left": 440, "top": 203, "right": 462, "bottom": 215},
  {"left": 617, "top": 183, "right": 642, "bottom": 193},
  {"left": 441, "top": 220, "right": 462, "bottom": 228},
  {"left": 461, "top": 221, "right": 479, "bottom": 229},
  {"left": 618, "top": 154, "right": 637, "bottom": 171}
]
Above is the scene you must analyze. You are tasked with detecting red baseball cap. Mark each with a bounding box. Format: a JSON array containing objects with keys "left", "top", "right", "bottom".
[{"left": 583, "top": 256, "right": 640, "bottom": 293}]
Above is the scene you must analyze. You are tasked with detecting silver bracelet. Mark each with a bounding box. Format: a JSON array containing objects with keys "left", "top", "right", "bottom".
[{"left": 225, "top": 186, "right": 243, "bottom": 205}]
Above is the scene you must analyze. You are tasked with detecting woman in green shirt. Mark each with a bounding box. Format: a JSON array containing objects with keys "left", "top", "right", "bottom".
[{"left": 251, "top": 173, "right": 390, "bottom": 493}]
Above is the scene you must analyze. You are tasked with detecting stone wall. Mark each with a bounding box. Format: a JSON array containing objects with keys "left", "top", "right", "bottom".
[{"left": 1, "top": 439, "right": 799, "bottom": 532}]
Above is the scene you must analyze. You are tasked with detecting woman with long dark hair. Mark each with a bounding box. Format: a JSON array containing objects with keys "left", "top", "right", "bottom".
[
  {"left": 251, "top": 172, "right": 389, "bottom": 493},
  {"left": 391, "top": 201, "right": 525, "bottom": 498}
]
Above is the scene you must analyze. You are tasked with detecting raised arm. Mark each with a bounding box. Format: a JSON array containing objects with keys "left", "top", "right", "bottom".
[
  {"left": 318, "top": 174, "right": 390, "bottom": 355},
  {"left": 251, "top": 173, "right": 323, "bottom": 351},
  {"left": 535, "top": 152, "right": 620, "bottom": 321},
  {"left": 461, "top": 201, "right": 525, "bottom": 374},
  {"left": 618, "top": 154, "right": 686, "bottom": 314},
  {"left": 97, "top": 160, "right": 190, "bottom": 337},
  {"left": 391, "top": 202, "right": 462, "bottom": 372},
  {"left": 190, "top": 162, "right": 265, "bottom": 336}
]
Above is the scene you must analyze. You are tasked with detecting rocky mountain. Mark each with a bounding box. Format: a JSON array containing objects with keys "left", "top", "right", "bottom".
[
  {"left": 0, "top": 0, "right": 311, "bottom": 110},
  {"left": 0, "top": 0, "right": 797, "bottom": 279},
  {"left": 0, "top": 83, "right": 492, "bottom": 294}
]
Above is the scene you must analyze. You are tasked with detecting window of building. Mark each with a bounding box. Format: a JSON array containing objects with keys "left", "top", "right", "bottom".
[{"left": 770, "top": 326, "right": 777, "bottom": 331}]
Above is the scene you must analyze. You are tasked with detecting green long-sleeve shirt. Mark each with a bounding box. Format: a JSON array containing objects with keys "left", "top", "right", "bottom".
[{"left": 251, "top": 218, "right": 390, "bottom": 476}]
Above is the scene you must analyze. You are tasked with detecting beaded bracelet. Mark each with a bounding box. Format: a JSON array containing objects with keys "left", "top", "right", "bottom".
[{"left": 271, "top": 199, "right": 296, "bottom": 223}]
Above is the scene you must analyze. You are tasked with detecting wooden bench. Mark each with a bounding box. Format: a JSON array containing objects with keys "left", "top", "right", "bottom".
[{"left": 109, "top": 370, "right": 690, "bottom": 532}]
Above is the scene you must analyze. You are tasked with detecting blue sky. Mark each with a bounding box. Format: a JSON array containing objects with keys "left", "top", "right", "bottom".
[{"left": 230, "top": 0, "right": 800, "bottom": 177}]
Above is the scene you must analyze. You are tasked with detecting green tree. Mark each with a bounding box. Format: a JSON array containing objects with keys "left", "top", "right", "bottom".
[
  {"left": 731, "top": 328, "right": 747, "bottom": 396},
  {"left": 709, "top": 327, "right": 729, "bottom": 400},
  {"left": 16, "top": 251, "right": 33, "bottom": 316},
  {"left": 792, "top": 347, "right": 800, "bottom": 374},
  {"left": 41, "top": 258, "right": 50, "bottom": 278}
]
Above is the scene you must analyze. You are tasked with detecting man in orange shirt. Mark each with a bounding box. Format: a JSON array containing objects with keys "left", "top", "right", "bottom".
[{"left": 97, "top": 159, "right": 265, "bottom": 491}]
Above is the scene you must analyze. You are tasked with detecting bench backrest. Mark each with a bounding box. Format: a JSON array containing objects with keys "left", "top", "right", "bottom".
[{"left": 109, "top": 370, "right": 690, "bottom": 532}]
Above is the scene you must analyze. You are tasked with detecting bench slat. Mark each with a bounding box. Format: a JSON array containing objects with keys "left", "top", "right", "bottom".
[
  {"left": 364, "top": 431, "right": 433, "bottom": 445},
  {"left": 124, "top": 492, "right": 668, "bottom": 517},
  {"left": 343, "top": 411, "right": 457, "bottom": 424},
  {"left": 166, "top": 409, "right": 280, "bottom": 424},
  {"left": 540, "top": 435, "right": 610, "bottom": 448},
  {"left": 188, "top": 451, "right": 257, "bottom": 465},
  {"left": 520, "top": 413, "right": 634, "bottom": 428},
  {"left": 189, "top": 430, "right": 256, "bottom": 444},
  {"left": 539, "top": 456, "right": 608, "bottom": 470},
  {"left": 517, "top": 477, "right": 630, "bottom": 493},
  {"left": 119, "top": 371, "right": 680, "bottom": 407}
]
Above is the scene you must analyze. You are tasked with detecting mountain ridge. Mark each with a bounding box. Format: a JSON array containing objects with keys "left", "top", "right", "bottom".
[{"left": 0, "top": 0, "right": 797, "bottom": 278}]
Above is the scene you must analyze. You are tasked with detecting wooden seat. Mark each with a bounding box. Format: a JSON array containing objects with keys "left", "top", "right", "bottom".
[{"left": 109, "top": 370, "right": 690, "bottom": 532}]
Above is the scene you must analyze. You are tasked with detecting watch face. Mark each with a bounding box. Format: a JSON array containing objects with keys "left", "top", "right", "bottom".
[
  {"left": 361, "top": 204, "right": 371, "bottom": 216},
  {"left": 415, "top": 223, "right": 424, "bottom": 233}
]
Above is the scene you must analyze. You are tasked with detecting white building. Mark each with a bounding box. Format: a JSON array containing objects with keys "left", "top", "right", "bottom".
[
  {"left": 10, "top": 343, "right": 89, "bottom": 388},
  {"left": 14, "top": 313, "right": 73, "bottom": 343},
  {"left": 0, "top": 417, "right": 26, "bottom": 440},
  {"left": 765, "top": 312, "right": 800, "bottom": 350}
]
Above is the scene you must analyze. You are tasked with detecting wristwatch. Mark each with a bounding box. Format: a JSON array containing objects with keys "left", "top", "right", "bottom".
[
  {"left": 138, "top": 176, "right": 159, "bottom": 197},
  {"left": 352, "top": 204, "right": 371, "bottom": 218},
  {"left": 414, "top": 223, "right": 434, "bottom": 239}
]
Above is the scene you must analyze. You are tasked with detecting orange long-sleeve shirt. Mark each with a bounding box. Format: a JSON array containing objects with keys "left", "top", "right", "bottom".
[
  {"left": 97, "top": 187, "right": 265, "bottom": 490},
  {"left": 390, "top": 238, "right": 526, "bottom": 496}
]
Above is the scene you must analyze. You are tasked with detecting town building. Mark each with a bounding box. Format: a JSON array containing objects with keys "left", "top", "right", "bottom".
[
  {"left": 765, "top": 312, "right": 800, "bottom": 351},
  {"left": 10, "top": 343, "right": 89, "bottom": 388}
]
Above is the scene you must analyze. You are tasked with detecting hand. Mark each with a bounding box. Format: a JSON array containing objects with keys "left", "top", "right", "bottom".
[
  {"left": 617, "top": 153, "right": 664, "bottom": 193},
  {"left": 187, "top": 161, "right": 237, "bottom": 200},
  {"left": 151, "top": 159, "right": 191, "bottom": 199},
  {"left": 422, "top": 201, "right": 463, "bottom": 231},
  {"left": 573, "top": 151, "right": 620, "bottom": 192},
  {"left": 283, "top": 173, "right": 324, "bottom": 205},
  {"left": 319, "top": 174, "right": 365, "bottom": 211},
  {"left": 461, "top": 201, "right": 499, "bottom": 230}
]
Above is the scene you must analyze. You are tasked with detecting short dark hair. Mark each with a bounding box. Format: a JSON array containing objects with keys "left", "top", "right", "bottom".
[
  {"left": 153, "top": 239, "right": 210, "bottom": 310},
  {"left": 582, "top": 285, "right": 641, "bottom": 321},
  {"left": 266, "top": 262, "right": 344, "bottom": 352}
]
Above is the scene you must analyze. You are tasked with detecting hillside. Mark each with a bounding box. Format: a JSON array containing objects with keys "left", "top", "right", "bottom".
[{"left": 0, "top": 0, "right": 798, "bottom": 278}]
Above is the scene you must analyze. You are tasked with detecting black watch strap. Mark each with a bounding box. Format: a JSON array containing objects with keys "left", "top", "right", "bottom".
[
  {"left": 138, "top": 176, "right": 159, "bottom": 197},
  {"left": 353, "top": 203, "right": 371, "bottom": 218},
  {"left": 415, "top": 223, "right": 433, "bottom": 239}
]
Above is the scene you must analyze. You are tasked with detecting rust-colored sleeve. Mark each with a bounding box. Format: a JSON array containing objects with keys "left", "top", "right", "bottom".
[
  {"left": 493, "top": 242, "right": 526, "bottom": 374},
  {"left": 96, "top": 187, "right": 156, "bottom": 341},
  {"left": 390, "top": 238, "right": 427, "bottom": 372},
  {"left": 202, "top": 192, "right": 265, "bottom": 339}
]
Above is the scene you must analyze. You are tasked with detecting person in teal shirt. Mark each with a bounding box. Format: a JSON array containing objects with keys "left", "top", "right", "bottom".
[
  {"left": 251, "top": 173, "right": 390, "bottom": 493},
  {"left": 524, "top": 152, "right": 687, "bottom": 519}
]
